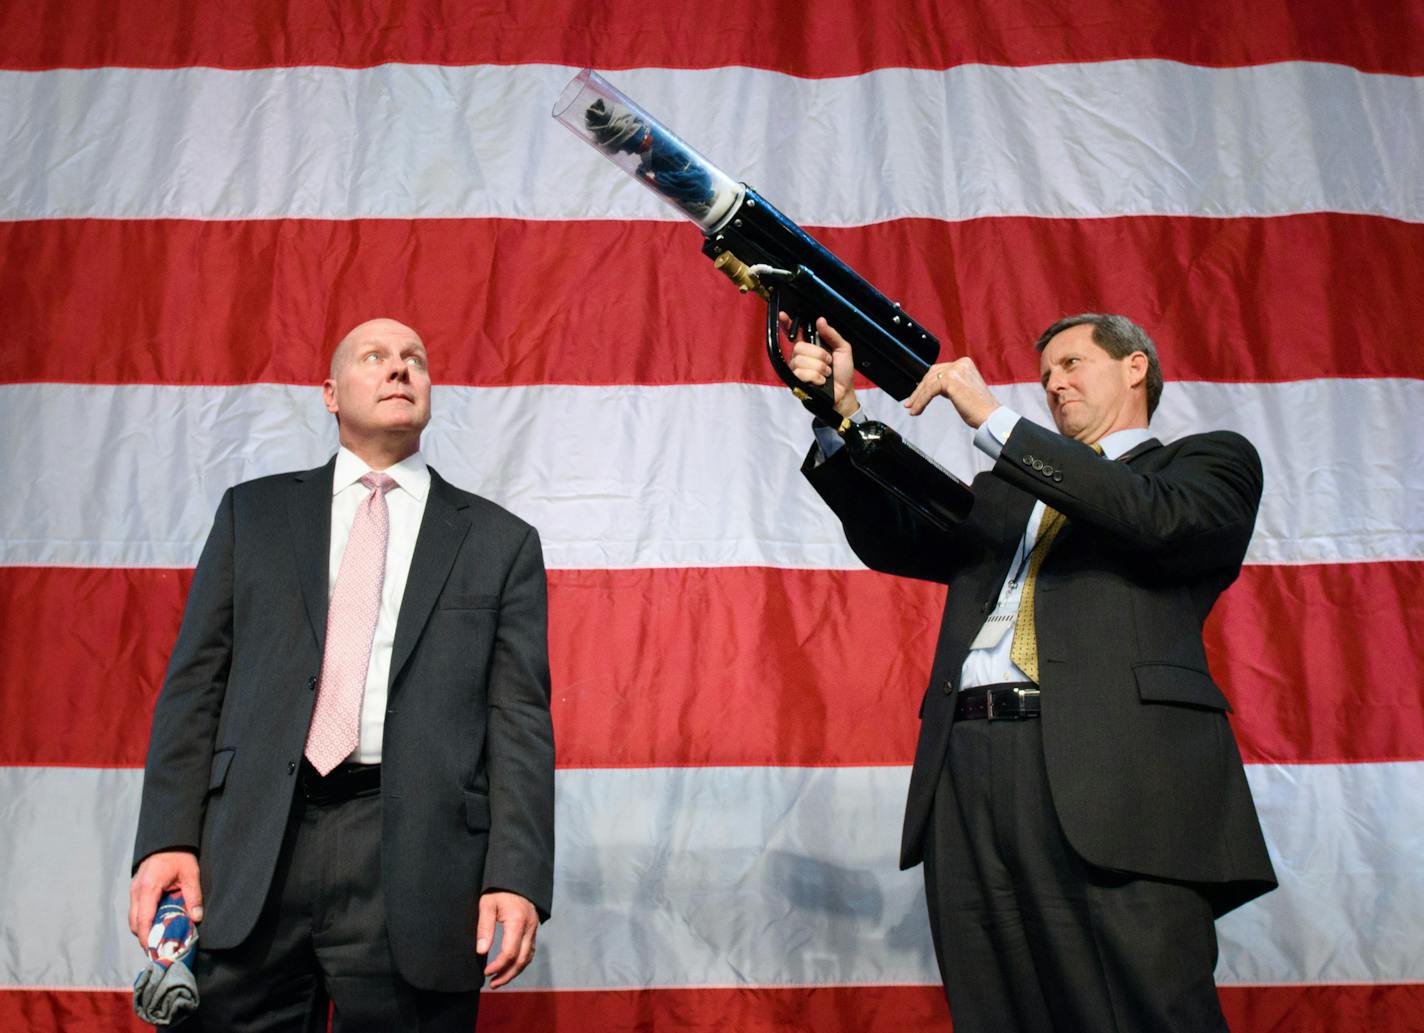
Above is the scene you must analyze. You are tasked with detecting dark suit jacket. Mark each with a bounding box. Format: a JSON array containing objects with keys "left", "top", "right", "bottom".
[
  {"left": 132, "top": 458, "right": 555, "bottom": 991},
  {"left": 806, "top": 418, "right": 1277, "bottom": 917}
]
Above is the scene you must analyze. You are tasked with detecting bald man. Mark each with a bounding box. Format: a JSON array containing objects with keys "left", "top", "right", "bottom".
[{"left": 129, "top": 319, "right": 555, "bottom": 1032}]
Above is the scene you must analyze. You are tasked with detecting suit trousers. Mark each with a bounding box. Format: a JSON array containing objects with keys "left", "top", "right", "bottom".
[
  {"left": 179, "top": 787, "right": 481, "bottom": 1033},
  {"left": 923, "top": 715, "right": 1230, "bottom": 1033}
]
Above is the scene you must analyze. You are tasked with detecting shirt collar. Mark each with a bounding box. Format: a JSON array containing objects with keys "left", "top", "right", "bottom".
[
  {"left": 333, "top": 446, "right": 431, "bottom": 502},
  {"left": 1096, "top": 426, "right": 1154, "bottom": 460}
]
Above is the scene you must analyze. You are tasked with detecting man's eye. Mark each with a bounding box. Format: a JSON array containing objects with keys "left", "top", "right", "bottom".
[{"left": 406, "top": 356, "right": 426, "bottom": 369}]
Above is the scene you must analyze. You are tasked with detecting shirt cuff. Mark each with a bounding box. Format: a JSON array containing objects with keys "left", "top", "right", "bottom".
[
  {"left": 973, "top": 406, "right": 1021, "bottom": 460},
  {"left": 811, "top": 406, "right": 866, "bottom": 462}
]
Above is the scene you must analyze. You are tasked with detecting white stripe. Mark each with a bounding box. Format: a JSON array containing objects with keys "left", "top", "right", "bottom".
[
  {"left": 2, "top": 762, "right": 1419, "bottom": 989},
  {"left": 0, "top": 766, "right": 144, "bottom": 989},
  {"left": 1219, "top": 761, "right": 1424, "bottom": 986},
  {"left": 2, "top": 62, "right": 1420, "bottom": 223},
  {"left": 1, "top": 378, "right": 1419, "bottom": 570}
]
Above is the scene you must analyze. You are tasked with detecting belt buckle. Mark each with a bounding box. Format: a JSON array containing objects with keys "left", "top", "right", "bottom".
[
  {"left": 1012, "top": 685, "right": 1040, "bottom": 719},
  {"left": 302, "top": 770, "right": 332, "bottom": 805},
  {"left": 986, "top": 685, "right": 1039, "bottom": 720}
]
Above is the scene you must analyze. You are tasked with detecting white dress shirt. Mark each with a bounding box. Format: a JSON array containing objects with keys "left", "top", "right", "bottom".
[{"left": 328, "top": 446, "right": 431, "bottom": 763}]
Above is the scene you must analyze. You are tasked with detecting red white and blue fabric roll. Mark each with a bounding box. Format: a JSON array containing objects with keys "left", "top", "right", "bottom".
[{"left": 133, "top": 892, "right": 198, "bottom": 1025}]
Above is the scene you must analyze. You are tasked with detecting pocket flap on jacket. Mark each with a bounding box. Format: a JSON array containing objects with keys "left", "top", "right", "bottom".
[
  {"left": 464, "top": 789, "right": 491, "bottom": 831},
  {"left": 441, "top": 593, "right": 500, "bottom": 611},
  {"left": 208, "top": 748, "right": 235, "bottom": 791},
  {"left": 1133, "top": 663, "right": 1231, "bottom": 712}
]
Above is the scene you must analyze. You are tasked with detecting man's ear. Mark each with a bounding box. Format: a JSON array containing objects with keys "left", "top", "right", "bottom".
[
  {"left": 323, "top": 379, "right": 339, "bottom": 416},
  {"left": 1125, "top": 351, "right": 1149, "bottom": 390}
]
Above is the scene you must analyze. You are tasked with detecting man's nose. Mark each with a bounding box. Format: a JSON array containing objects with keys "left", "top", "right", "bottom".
[{"left": 386, "top": 361, "right": 409, "bottom": 381}]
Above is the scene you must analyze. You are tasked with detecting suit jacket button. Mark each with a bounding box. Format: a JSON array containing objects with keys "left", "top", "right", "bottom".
[
  {"left": 1053, "top": 472, "right": 1063, "bottom": 482},
  {"left": 1022, "top": 454, "right": 1034, "bottom": 465},
  {"left": 307, "top": 676, "right": 317, "bottom": 691},
  {"left": 287, "top": 760, "right": 296, "bottom": 775},
  {"left": 1031, "top": 459, "right": 1044, "bottom": 471},
  {"left": 1041, "top": 465, "right": 1054, "bottom": 476},
  {"left": 943, "top": 679, "right": 954, "bottom": 694}
]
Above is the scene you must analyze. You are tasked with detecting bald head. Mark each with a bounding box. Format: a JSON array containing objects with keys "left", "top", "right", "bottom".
[{"left": 330, "top": 318, "right": 425, "bottom": 378}]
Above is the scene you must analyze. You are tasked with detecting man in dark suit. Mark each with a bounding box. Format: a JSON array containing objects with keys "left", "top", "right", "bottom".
[
  {"left": 128, "top": 318, "right": 555, "bottom": 1031},
  {"left": 790, "top": 312, "right": 1275, "bottom": 1032}
]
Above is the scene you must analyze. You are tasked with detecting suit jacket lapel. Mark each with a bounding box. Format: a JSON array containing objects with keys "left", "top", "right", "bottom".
[
  {"left": 1002, "top": 484, "right": 1036, "bottom": 539},
  {"left": 1119, "top": 437, "right": 1163, "bottom": 465},
  {"left": 985, "top": 479, "right": 1036, "bottom": 587},
  {"left": 389, "top": 467, "right": 472, "bottom": 691},
  {"left": 289, "top": 458, "right": 336, "bottom": 651}
]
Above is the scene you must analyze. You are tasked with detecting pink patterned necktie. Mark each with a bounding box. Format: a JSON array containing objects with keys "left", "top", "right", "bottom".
[{"left": 305, "top": 471, "right": 397, "bottom": 775}]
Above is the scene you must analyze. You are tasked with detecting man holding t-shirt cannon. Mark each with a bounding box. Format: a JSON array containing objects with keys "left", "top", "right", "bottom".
[{"left": 792, "top": 311, "right": 1276, "bottom": 1033}]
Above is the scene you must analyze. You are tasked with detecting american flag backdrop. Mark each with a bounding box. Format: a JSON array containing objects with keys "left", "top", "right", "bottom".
[{"left": 1, "top": 2, "right": 1422, "bottom": 1031}]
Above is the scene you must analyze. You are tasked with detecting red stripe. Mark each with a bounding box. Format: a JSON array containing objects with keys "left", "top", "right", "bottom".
[
  {"left": 1207, "top": 562, "right": 1424, "bottom": 766},
  {"left": 4, "top": 984, "right": 1424, "bottom": 1033},
  {"left": 2, "top": 562, "right": 1419, "bottom": 769},
  {"left": 0, "top": 0, "right": 1418, "bottom": 74},
  {"left": 6, "top": 214, "right": 1421, "bottom": 388},
  {"left": 480, "top": 986, "right": 957, "bottom": 1032},
  {"left": 1220, "top": 984, "right": 1424, "bottom": 1033}
]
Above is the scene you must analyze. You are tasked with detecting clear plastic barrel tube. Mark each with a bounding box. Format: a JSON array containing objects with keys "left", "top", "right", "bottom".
[{"left": 553, "top": 68, "right": 742, "bottom": 231}]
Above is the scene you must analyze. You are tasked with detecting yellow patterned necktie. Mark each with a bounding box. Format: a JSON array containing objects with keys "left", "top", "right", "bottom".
[{"left": 1009, "top": 442, "right": 1103, "bottom": 683}]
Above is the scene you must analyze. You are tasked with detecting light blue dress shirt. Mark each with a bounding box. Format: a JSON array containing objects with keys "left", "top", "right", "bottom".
[{"left": 813, "top": 406, "right": 1152, "bottom": 688}]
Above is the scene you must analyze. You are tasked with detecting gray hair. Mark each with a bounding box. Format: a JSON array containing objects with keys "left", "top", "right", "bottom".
[{"left": 1033, "top": 313, "right": 1163, "bottom": 419}]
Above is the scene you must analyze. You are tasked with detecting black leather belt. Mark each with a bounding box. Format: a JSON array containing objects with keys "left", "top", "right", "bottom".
[
  {"left": 955, "top": 682, "right": 1041, "bottom": 721},
  {"left": 301, "top": 761, "right": 381, "bottom": 805}
]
